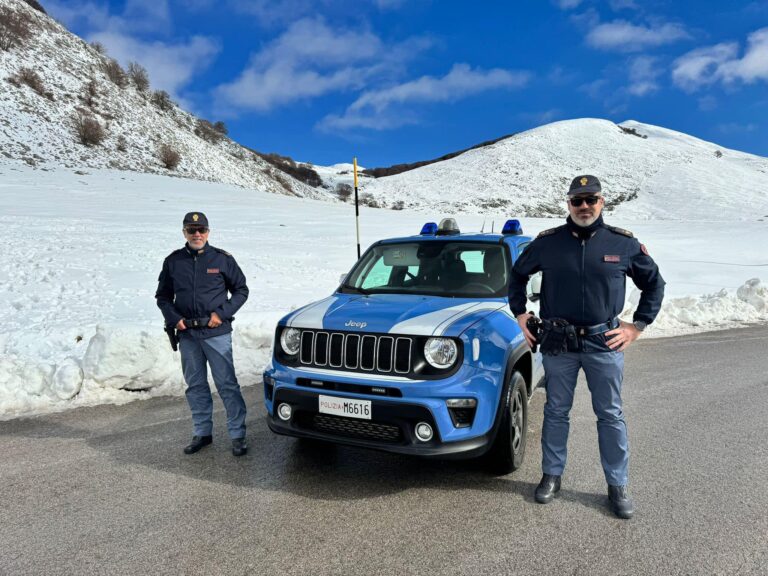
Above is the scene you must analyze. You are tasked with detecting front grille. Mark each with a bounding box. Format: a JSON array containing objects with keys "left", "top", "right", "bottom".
[
  {"left": 299, "top": 330, "right": 412, "bottom": 375},
  {"left": 307, "top": 414, "right": 403, "bottom": 442}
]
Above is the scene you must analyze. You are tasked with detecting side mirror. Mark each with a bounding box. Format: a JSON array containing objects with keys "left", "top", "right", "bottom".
[
  {"left": 339, "top": 273, "right": 347, "bottom": 285},
  {"left": 527, "top": 272, "right": 542, "bottom": 302}
]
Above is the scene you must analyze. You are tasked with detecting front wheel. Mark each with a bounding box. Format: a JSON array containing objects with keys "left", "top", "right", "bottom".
[{"left": 485, "top": 371, "right": 528, "bottom": 475}]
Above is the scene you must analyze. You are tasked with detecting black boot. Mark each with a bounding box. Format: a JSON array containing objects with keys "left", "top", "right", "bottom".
[
  {"left": 608, "top": 485, "right": 634, "bottom": 519},
  {"left": 232, "top": 437, "right": 248, "bottom": 457},
  {"left": 534, "top": 474, "right": 561, "bottom": 504},
  {"left": 183, "top": 435, "right": 212, "bottom": 454}
]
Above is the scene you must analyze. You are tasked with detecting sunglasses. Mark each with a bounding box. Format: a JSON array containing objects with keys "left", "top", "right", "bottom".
[
  {"left": 185, "top": 226, "right": 209, "bottom": 235},
  {"left": 569, "top": 196, "right": 601, "bottom": 207}
]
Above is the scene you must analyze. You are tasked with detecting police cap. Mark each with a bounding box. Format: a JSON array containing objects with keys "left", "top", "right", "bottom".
[
  {"left": 568, "top": 175, "right": 601, "bottom": 196},
  {"left": 183, "top": 212, "right": 209, "bottom": 227}
]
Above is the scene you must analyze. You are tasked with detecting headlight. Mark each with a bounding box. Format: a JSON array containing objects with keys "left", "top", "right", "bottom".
[
  {"left": 280, "top": 327, "right": 301, "bottom": 355},
  {"left": 424, "top": 337, "right": 458, "bottom": 369}
]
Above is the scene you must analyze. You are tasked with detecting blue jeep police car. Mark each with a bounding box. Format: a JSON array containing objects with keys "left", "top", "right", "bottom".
[{"left": 263, "top": 218, "right": 543, "bottom": 473}]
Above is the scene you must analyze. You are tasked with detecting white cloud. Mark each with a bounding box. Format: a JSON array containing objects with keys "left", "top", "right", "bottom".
[
  {"left": 45, "top": 0, "right": 215, "bottom": 101},
  {"left": 230, "top": 0, "right": 408, "bottom": 26},
  {"left": 520, "top": 109, "right": 562, "bottom": 125},
  {"left": 609, "top": 0, "right": 638, "bottom": 10},
  {"left": 672, "top": 28, "right": 768, "bottom": 91},
  {"left": 556, "top": 0, "right": 584, "bottom": 9},
  {"left": 717, "top": 122, "right": 758, "bottom": 134},
  {"left": 319, "top": 64, "right": 530, "bottom": 131},
  {"left": 717, "top": 27, "right": 768, "bottom": 84},
  {"left": 671, "top": 43, "right": 738, "bottom": 91},
  {"left": 46, "top": 0, "right": 170, "bottom": 34},
  {"left": 44, "top": 1, "right": 111, "bottom": 30},
  {"left": 627, "top": 55, "right": 662, "bottom": 96},
  {"left": 90, "top": 32, "right": 219, "bottom": 103},
  {"left": 586, "top": 20, "right": 689, "bottom": 52},
  {"left": 214, "top": 19, "right": 431, "bottom": 113}
]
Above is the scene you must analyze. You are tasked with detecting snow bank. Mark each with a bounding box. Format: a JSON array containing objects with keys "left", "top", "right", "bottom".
[{"left": 625, "top": 279, "right": 768, "bottom": 337}]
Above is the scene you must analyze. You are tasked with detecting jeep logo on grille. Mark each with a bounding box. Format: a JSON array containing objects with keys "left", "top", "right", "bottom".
[{"left": 345, "top": 320, "right": 368, "bottom": 329}]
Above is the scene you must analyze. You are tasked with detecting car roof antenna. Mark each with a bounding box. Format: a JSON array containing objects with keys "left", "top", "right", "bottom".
[
  {"left": 491, "top": 220, "right": 494, "bottom": 233},
  {"left": 480, "top": 219, "right": 486, "bottom": 233}
]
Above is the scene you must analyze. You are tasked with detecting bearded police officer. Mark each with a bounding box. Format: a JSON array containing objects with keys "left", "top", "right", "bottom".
[
  {"left": 156, "top": 212, "right": 250, "bottom": 457},
  {"left": 509, "top": 175, "right": 665, "bottom": 519}
]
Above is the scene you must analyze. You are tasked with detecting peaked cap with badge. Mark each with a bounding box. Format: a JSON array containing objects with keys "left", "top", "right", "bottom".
[
  {"left": 568, "top": 175, "right": 601, "bottom": 196},
  {"left": 183, "top": 212, "right": 209, "bottom": 227}
]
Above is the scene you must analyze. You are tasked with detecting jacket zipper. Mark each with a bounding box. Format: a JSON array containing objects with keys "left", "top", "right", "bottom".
[
  {"left": 580, "top": 239, "right": 586, "bottom": 324},
  {"left": 192, "top": 253, "right": 198, "bottom": 318}
]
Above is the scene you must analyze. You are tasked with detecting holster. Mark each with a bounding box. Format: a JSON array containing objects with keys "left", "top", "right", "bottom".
[
  {"left": 526, "top": 316, "right": 542, "bottom": 353},
  {"left": 164, "top": 325, "right": 179, "bottom": 352},
  {"left": 539, "top": 318, "right": 576, "bottom": 356}
]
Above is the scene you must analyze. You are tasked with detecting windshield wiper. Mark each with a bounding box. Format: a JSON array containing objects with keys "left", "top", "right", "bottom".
[{"left": 341, "top": 284, "right": 371, "bottom": 295}]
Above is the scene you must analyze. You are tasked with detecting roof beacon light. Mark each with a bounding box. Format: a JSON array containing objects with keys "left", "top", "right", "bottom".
[
  {"left": 420, "top": 222, "right": 438, "bottom": 235},
  {"left": 436, "top": 218, "right": 460, "bottom": 236},
  {"left": 502, "top": 219, "right": 523, "bottom": 235}
]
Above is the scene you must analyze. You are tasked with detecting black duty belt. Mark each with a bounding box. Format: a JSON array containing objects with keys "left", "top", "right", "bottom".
[
  {"left": 572, "top": 318, "right": 620, "bottom": 337},
  {"left": 185, "top": 317, "right": 211, "bottom": 329}
]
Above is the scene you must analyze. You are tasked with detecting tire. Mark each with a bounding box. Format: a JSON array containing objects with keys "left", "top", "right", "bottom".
[{"left": 485, "top": 371, "right": 528, "bottom": 475}]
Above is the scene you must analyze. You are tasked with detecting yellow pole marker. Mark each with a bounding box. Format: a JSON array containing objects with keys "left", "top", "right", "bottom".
[{"left": 353, "top": 157, "right": 361, "bottom": 259}]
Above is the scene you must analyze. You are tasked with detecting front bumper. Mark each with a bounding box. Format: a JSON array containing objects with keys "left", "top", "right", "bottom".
[{"left": 263, "top": 360, "right": 505, "bottom": 459}]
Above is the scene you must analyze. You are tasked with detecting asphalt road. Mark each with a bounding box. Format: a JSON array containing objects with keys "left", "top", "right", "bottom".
[{"left": 1, "top": 326, "right": 767, "bottom": 576}]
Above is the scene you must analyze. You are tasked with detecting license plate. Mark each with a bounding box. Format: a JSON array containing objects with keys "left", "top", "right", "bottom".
[{"left": 318, "top": 395, "right": 371, "bottom": 420}]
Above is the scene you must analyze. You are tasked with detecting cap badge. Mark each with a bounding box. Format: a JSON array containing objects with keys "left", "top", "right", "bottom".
[
  {"left": 192, "top": 214, "right": 199, "bottom": 222},
  {"left": 580, "top": 177, "right": 588, "bottom": 186}
]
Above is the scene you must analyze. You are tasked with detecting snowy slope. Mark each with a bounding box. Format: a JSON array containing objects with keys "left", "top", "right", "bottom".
[
  {"left": 0, "top": 0, "right": 329, "bottom": 199},
  {"left": 360, "top": 118, "right": 768, "bottom": 220},
  {"left": 1, "top": 160, "right": 767, "bottom": 419},
  {"left": 307, "top": 162, "right": 374, "bottom": 192}
]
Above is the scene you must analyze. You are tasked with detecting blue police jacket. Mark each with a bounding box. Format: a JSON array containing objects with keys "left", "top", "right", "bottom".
[
  {"left": 155, "top": 242, "right": 249, "bottom": 339},
  {"left": 509, "top": 217, "right": 665, "bottom": 326}
]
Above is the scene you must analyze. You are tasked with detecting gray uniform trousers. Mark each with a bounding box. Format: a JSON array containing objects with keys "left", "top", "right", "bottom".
[{"left": 541, "top": 349, "right": 629, "bottom": 486}]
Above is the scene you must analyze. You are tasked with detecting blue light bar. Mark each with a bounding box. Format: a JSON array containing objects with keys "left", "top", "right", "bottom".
[
  {"left": 420, "top": 222, "right": 438, "bottom": 235},
  {"left": 502, "top": 219, "right": 523, "bottom": 235}
]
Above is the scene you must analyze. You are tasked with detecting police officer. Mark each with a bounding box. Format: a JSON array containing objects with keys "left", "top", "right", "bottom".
[
  {"left": 156, "top": 212, "right": 250, "bottom": 457},
  {"left": 508, "top": 175, "right": 665, "bottom": 519}
]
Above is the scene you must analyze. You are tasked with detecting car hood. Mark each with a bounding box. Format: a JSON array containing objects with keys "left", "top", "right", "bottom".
[{"left": 282, "top": 293, "right": 506, "bottom": 337}]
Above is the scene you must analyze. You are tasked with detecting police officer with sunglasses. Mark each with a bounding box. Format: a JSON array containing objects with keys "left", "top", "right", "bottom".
[
  {"left": 509, "top": 175, "right": 665, "bottom": 519},
  {"left": 156, "top": 212, "right": 250, "bottom": 457}
]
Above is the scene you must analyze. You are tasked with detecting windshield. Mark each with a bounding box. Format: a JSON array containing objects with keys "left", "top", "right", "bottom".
[{"left": 341, "top": 241, "right": 509, "bottom": 298}]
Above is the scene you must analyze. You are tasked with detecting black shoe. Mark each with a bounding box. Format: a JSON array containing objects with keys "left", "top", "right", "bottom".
[
  {"left": 183, "top": 435, "right": 212, "bottom": 455},
  {"left": 608, "top": 485, "right": 634, "bottom": 519},
  {"left": 232, "top": 438, "right": 248, "bottom": 457},
  {"left": 534, "top": 474, "right": 561, "bottom": 504}
]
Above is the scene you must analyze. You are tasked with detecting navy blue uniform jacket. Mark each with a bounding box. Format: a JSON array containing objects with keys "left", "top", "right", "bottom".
[
  {"left": 509, "top": 223, "right": 665, "bottom": 326},
  {"left": 156, "top": 242, "right": 249, "bottom": 339}
]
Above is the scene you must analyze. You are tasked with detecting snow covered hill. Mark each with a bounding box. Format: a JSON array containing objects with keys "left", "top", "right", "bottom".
[
  {"left": 0, "top": 0, "right": 329, "bottom": 199},
  {"left": 359, "top": 118, "right": 768, "bottom": 220}
]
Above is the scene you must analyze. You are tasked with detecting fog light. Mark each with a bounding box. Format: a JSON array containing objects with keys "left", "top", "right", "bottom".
[
  {"left": 415, "top": 422, "right": 433, "bottom": 442},
  {"left": 446, "top": 398, "right": 477, "bottom": 408},
  {"left": 277, "top": 403, "right": 292, "bottom": 421}
]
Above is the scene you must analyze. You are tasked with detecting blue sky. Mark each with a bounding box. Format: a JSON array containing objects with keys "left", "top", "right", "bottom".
[{"left": 46, "top": 0, "right": 768, "bottom": 166}]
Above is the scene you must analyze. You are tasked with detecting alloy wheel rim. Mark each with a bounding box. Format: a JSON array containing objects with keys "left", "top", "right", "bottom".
[{"left": 510, "top": 389, "right": 524, "bottom": 453}]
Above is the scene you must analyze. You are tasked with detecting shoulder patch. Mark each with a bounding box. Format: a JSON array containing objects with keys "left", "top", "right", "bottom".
[
  {"left": 213, "top": 247, "right": 232, "bottom": 257},
  {"left": 605, "top": 225, "right": 634, "bottom": 238},
  {"left": 536, "top": 226, "right": 562, "bottom": 238}
]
